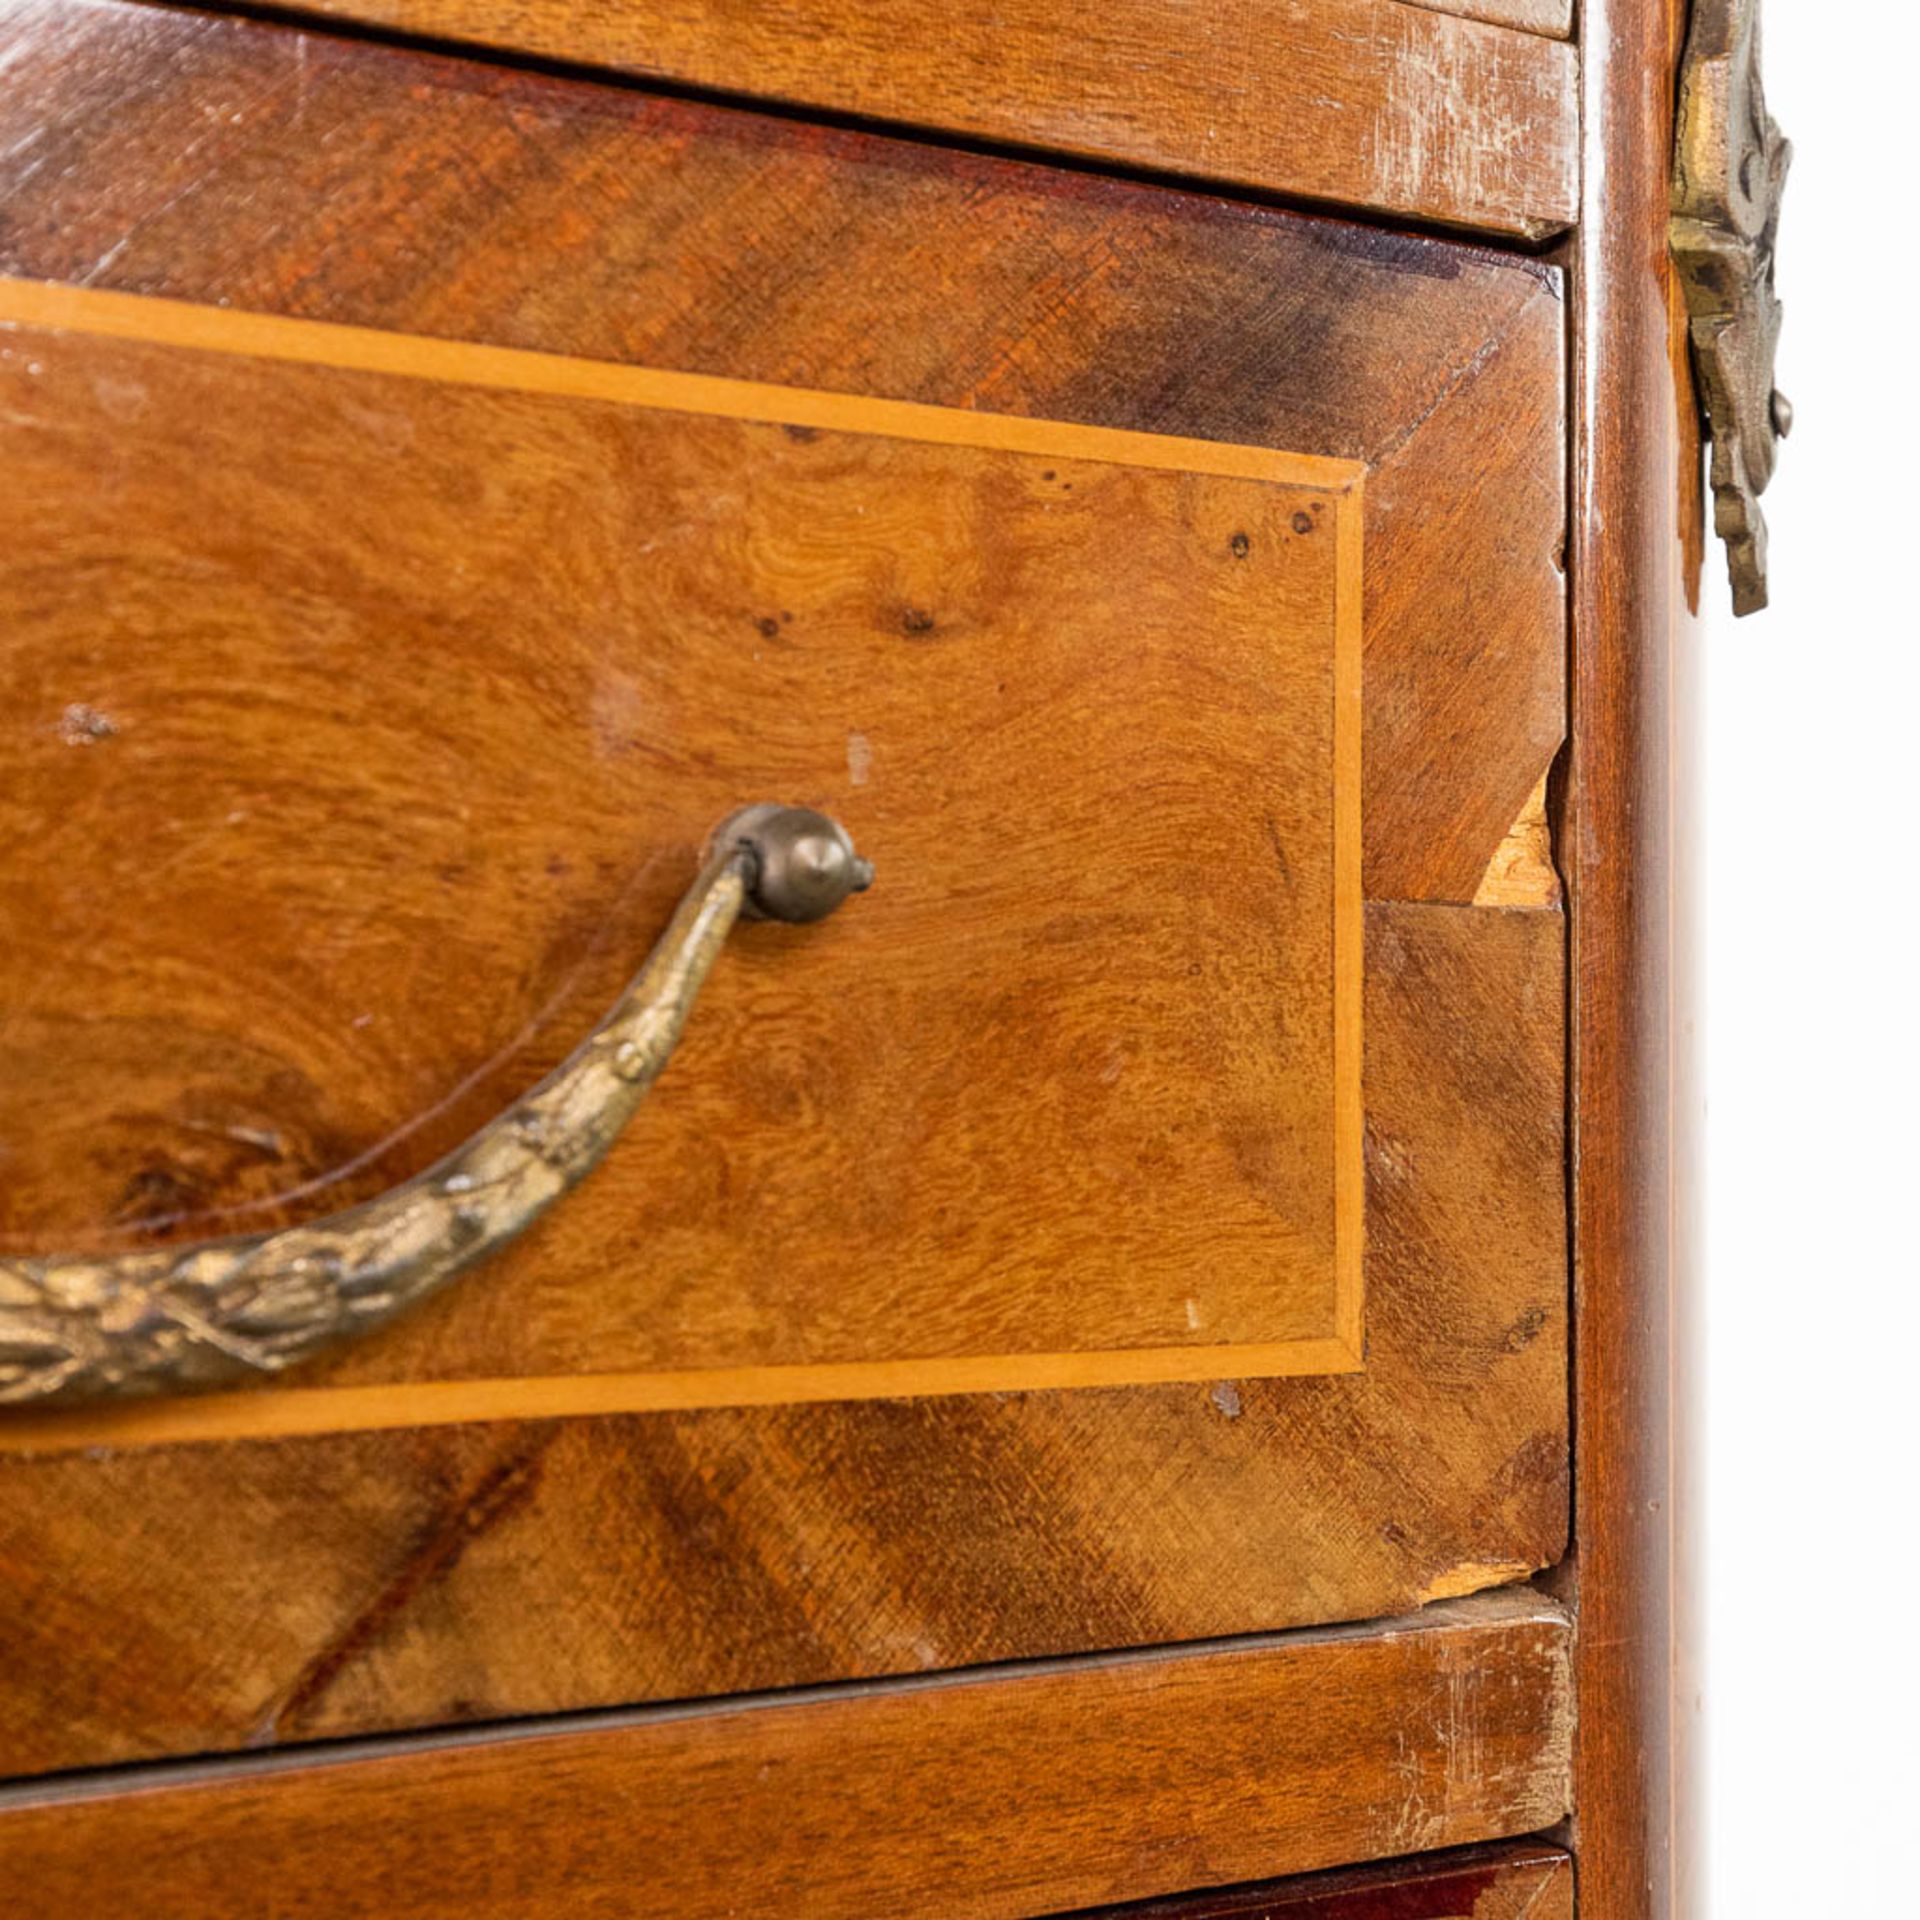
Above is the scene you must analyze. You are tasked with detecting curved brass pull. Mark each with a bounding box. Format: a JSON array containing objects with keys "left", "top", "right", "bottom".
[{"left": 0, "top": 806, "right": 872, "bottom": 1410}]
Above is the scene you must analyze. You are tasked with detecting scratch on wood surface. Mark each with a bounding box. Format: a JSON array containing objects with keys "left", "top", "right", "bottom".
[
  {"left": 1370, "top": 9, "right": 1570, "bottom": 237},
  {"left": 1544, "top": 1624, "right": 1575, "bottom": 1817},
  {"left": 248, "top": 1431, "right": 554, "bottom": 1745},
  {"left": 1511, "top": 1862, "right": 1575, "bottom": 1917},
  {"left": 1389, "top": 1724, "right": 1445, "bottom": 1855},
  {"left": 1444, "top": 1647, "right": 1485, "bottom": 1829},
  {"left": 1377, "top": 20, "right": 1455, "bottom": 216}
]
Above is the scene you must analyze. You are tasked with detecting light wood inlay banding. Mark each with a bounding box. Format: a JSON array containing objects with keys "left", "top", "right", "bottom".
[{"left": 1, "top": 279, "right": 1365, "bottom": 1427}]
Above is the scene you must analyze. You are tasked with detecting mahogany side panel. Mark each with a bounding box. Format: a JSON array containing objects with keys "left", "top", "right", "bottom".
[
  {"left": 1563, "top": 0, "right": 1702, "bottom": 1914},
  {"left": 224, "top": 0, "right": 1579, "bottom": 238},
  {"left": 0, "top": 1594, "right": 1573, "bottom": 1920}
]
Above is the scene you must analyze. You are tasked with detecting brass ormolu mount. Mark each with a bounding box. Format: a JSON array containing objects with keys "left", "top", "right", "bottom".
[{"left": 1673, "top": 0, "right": 1791, "bottom": 616}]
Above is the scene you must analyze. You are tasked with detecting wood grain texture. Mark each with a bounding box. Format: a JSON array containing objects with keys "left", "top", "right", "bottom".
[
  {"left": 1560, "top": 0, "right": 1702, "bottom": 1913},
  {"left": 0, "top": 4, "right": 1569, "bottom": 1777},
  {"left": 0, "top": 0, "right": 1567, "bottom": 908},
  {"left": 0, "top": 900, "right": 1564, "bottom": 1774},
  {"left": 235, "top": 0, "right": 1580, "bottom": 239},
  {"left": 1065, "top": 1842, "right": 1573, "bottom": 1918},
  {"left": 0, "top": 1593, "right": 1573, "bottom": 1920},
  {"left": 0, "top": 292, "right": 1365, "bottom": 1394}
]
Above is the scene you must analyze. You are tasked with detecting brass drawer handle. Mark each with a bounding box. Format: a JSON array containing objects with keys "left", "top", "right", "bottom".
[{"left": 0, "top": 806, "right": 872, "bottom": 1410}]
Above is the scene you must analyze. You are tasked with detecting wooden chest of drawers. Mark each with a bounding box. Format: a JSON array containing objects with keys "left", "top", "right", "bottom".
[{"left": 0, "top": 0, "right": 1706, "bottom": 1913}]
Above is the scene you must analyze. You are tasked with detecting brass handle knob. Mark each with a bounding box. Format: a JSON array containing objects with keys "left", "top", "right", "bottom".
[{"left": 0, "top": 807, "right": 872, "bottom": 1410}]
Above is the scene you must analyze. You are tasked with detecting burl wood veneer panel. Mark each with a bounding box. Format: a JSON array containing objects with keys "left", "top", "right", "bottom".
[
  {"left": 0, "top": 1594, "right": 1573, "bottom": 1920},
  {"left": 242, "top": 0, "right": 1579, "bottom": 238},
  {"left": 0, "top": 6, "right": 1568, "bottom": 1774},
  {"left": 0, "top": 294, "right": 1364, "bottom": 1392}
]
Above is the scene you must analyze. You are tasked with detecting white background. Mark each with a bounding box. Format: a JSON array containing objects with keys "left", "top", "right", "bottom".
[{"left": 1700, "top": 3, "right": 1920, "bottom": 1908}]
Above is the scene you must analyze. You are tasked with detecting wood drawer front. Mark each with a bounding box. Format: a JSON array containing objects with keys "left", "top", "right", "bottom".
[
  {"left": 0, "top": 1597, "right": 1573, "bottom": 1920},
  {"left": 0, "top": 2, "right": 1567, "bottom": 1776},
  {"left": 230, "top": 0, "right": 1580, "bottom": 239}
]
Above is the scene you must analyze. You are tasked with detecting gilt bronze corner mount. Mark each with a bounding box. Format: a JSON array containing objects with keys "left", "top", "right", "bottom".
[{"left": 1673, "top": 0, "right": 1791, "bottom": 616}]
